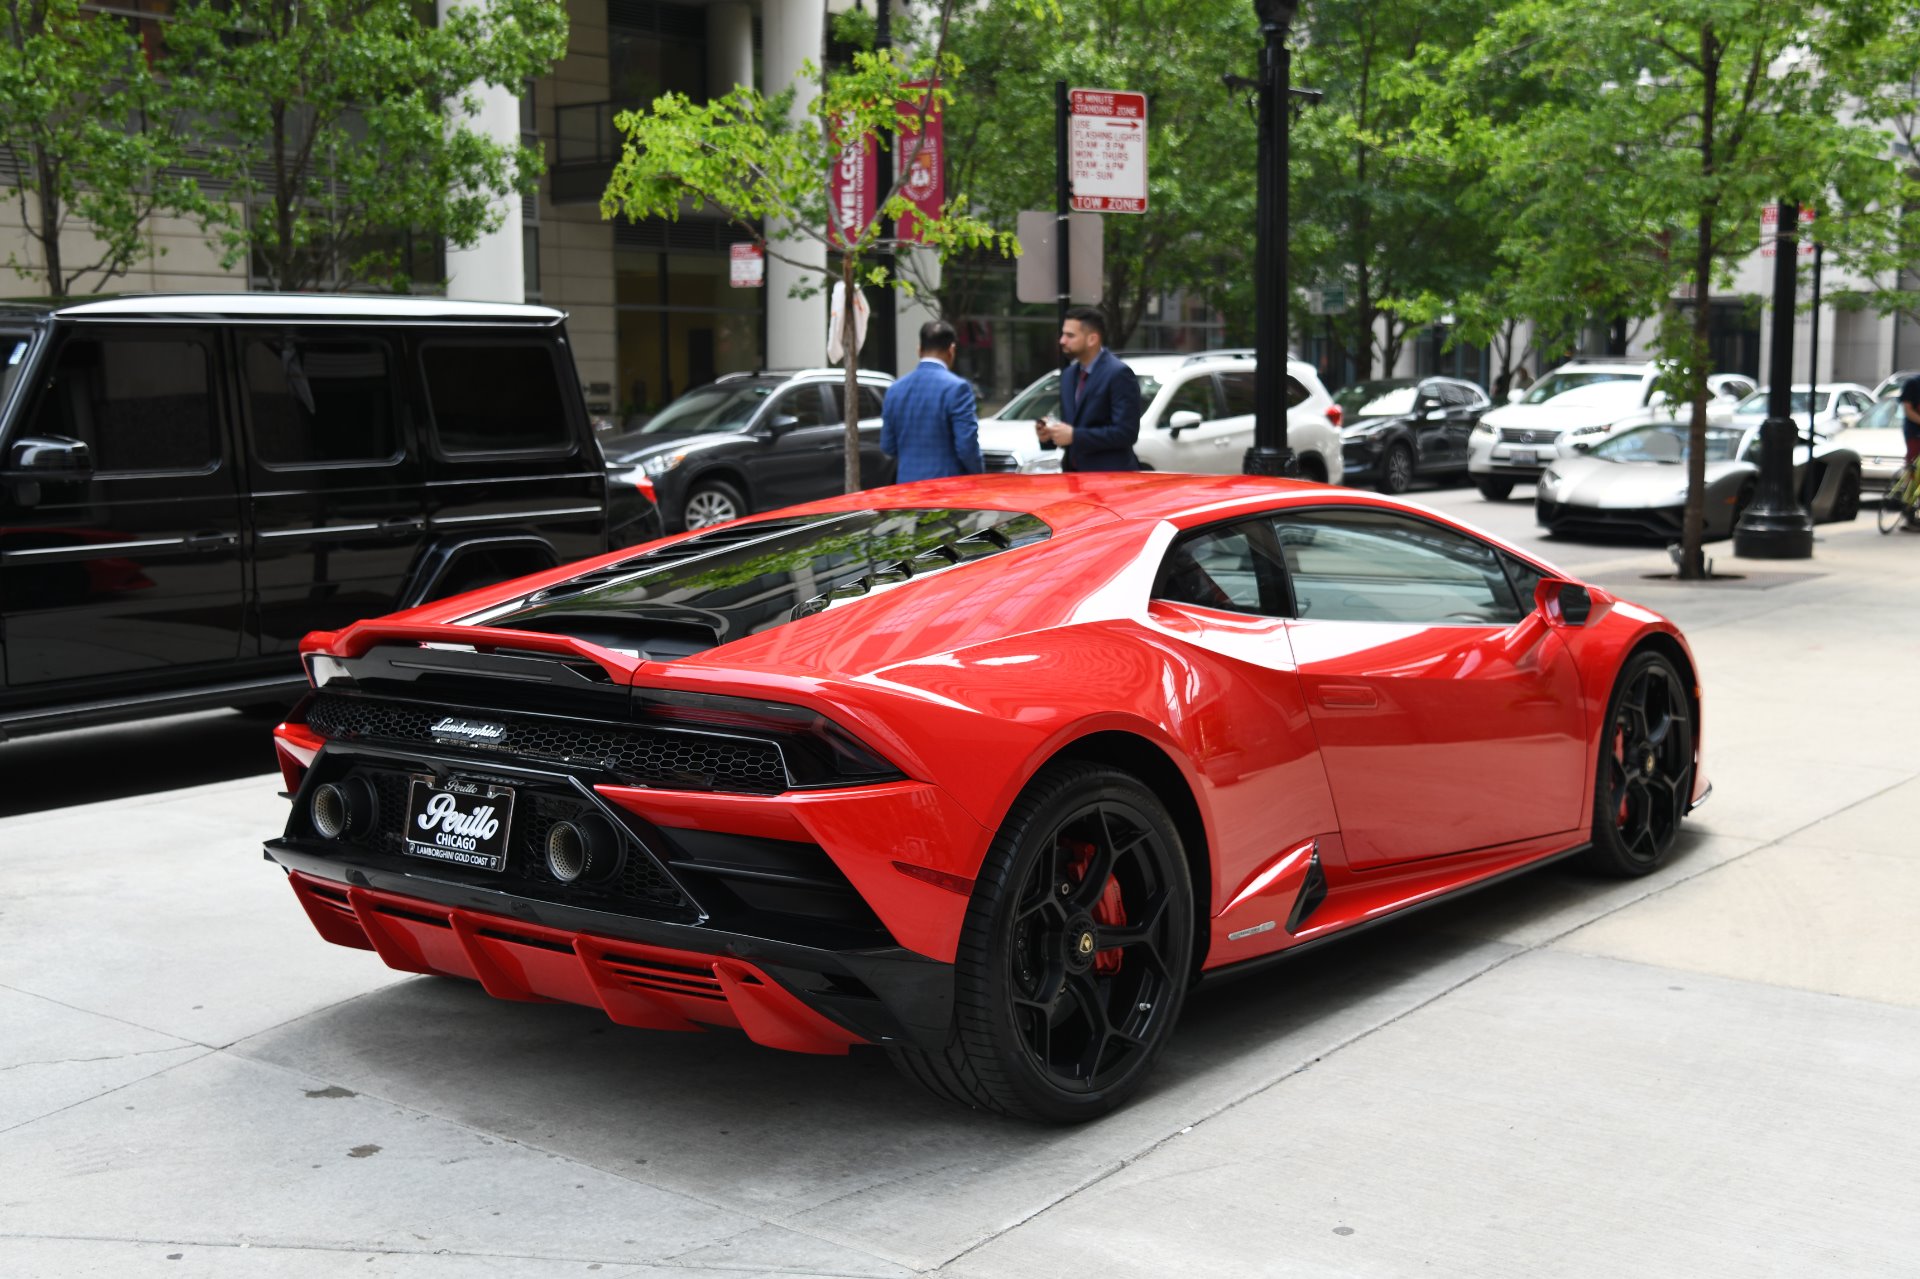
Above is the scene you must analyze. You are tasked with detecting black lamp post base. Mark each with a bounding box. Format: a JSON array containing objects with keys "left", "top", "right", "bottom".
[
  {"left": 1242, "top": 445, "right": 1297, "bottom": 477},
  {"left": 1732, "top": 506, "right": 1814, "bottom": 559}
]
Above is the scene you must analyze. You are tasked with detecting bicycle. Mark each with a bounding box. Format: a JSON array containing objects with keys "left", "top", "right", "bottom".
[{"left": 1878, "top": 459, "right": 1920, "bottom": 534}]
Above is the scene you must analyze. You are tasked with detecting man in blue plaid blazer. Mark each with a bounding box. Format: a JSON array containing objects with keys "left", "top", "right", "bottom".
[{"left": 879, "top": 320, "right": 983, "bottom": 483}]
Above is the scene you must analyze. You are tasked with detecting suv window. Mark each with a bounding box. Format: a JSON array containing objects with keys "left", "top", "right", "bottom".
[
  {"left": 1272, "top": 508, "right": 1523, "bottom": 625},
  {"left": 246, "top": 338, "right": 398, "bottom": 467},
  {"left": 1164, "top": 376, "right": 1216, "bottom": 422},
  {"left": 827, "top": 383, "right": 888, "bottom": 422},
  {"left": 28, "top": 335, "right": 216, "bottom": 474},
  {"left": 422, "top": 341, "right": 572, "bottom": 454},
  {"left": 0, "top": 333, "right": 31, "bottom": 409},
  {"left": 771, "top": 385, "right": 828, "bottom": 428},
  {"left": 1219, "top": 371, "right": 1310, "bottom": 417}
]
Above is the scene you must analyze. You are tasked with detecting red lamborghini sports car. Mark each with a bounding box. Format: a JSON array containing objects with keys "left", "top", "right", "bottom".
[{"left": 266, "top": 474, "right": 1706, "bottom": 1122}]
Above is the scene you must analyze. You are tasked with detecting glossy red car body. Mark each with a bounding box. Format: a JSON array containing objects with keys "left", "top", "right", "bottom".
[{"left": 268, "top": 474, "right": 1706, "bottom": 1069}]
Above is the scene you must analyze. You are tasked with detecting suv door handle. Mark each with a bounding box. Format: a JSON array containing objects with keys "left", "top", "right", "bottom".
[
  {"left": 379, "top": 516, "right": 425, "bottom": 534},
  {"left": 183, "top": 529, "right": 238, "bottom": 552}
]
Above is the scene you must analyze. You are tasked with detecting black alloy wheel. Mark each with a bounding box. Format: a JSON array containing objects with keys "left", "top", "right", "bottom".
[
  {"left": 1475, "top": 477, "right": 1515, "bottom": 501},
  {"left": 1582, "top": 651, "right": 1694, "bottom": 877},
  {"left": 1379, "top": 443, "right": 1416, "bottom": 495},
  {"left": 891, "top": 763, "right": 1194, "bottom": 1123}
]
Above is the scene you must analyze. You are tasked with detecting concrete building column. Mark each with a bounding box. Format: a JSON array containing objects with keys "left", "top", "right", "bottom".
[
  {"left": 763, "top": 0, "right": 829, "bottom": 369},
  {"left": 706, "top": 3, "right": 754, "bottom": 98},
  {"left": 895, "top": 247, "right": 941, "bottom": 376},
  {"left": 440, "top": 0, "right": 524, "bottom": 303}
]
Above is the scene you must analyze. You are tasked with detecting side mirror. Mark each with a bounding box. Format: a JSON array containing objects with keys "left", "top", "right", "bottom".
[
  {"left": 1571, "top": 440, "right": 1593, "bottom": 453},
  {"left": 758, "top": 412, "right": 801, "bottom": 438},
  {"left": 1422, "top": 406, "right": 1447, "bottom": 421},
  {"left": 8, "top": 435, "right": 92, "bottom": 474},
  {"left": 1506, "top": 385, "right": 1525, "bottom": 403},
  {"left": 1534, "top": 578, "right": 1597, "bottom": 627},
  {"left": 1167, "top": 410, "right": 1203, "bottom": 437}
]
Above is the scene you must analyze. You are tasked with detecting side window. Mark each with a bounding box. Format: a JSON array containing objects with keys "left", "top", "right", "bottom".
[
  {"left": 827, "top": 384, "right": 888, "bottom": 423},
  {"left": 1272, "top": 508, "right": 1524, "bottom": 625},
  {"left": 1438, "top": 383, "right": 1471, "bottom": 407},
  {"left": 1500, "top": 552, "right": 1549, "bottom": 611},
  {"left": 1164, "top": 376, "right": 1216, "bottom": 422},
  {"left": 1154, "top": 522, "right": 1285, "bottom": 615},
  {"left": 1217, "top": 372, "right": 1255, "bottom": 417},
  {"left": 859, "top": 385, "right": 886, "bottom": 420},
  {"left": 421, "top": 341, "right": 572, "bottom": 454},
  {"left": 245, "top": 337, "right": 398, "bottom": 467},
  {"left": 29, "top": 336, "right": 215, "bottom": 474},
  {"left": 1285, "top": 376, "right": 1311, "bottom": 409},
  {"left": 771, "top": 385, "right": 828, "bottom": 428}
]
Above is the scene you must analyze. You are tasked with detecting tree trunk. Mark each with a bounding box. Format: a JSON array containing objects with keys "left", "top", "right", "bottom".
[
  {"left": 1677, "top": 26, "right": 1719, "bottom": 582},
  {"left": 842, "top": 256, "right": 862, "bottom": 495},
  {"left": 33, "top": 147, "right": 63, "bottom": 297}
]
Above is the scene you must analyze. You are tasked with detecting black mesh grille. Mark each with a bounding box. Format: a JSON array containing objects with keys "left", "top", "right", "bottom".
[
  {"left": 338, "top": 765, "right": 690, "bottom": 911},
  {"left": 981, "top": 451, "right": 1022, "bottom": 473},
  {"left": 1499, "top": 427, "right": 1558, "bottom": 444},
  {"left": 306, "top": 694, "right": 787, "bottom": 793}
]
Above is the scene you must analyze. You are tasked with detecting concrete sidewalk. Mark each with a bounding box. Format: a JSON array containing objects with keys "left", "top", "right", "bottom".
[{"left": 3, "top": 514, "right": 1917, "bottom": 1278}]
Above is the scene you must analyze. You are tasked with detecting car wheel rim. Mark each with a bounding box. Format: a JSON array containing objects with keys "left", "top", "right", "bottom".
[
  {"left": 1007, "top": 800, "right": 1179, "bottom": 1095},
  {"left": 1607, "top": 664, "right": 1692, "bottom": 865},
  {"left": 1387, "top": 450, "right": 1412, "bottom": 490},
  {"left": 684, "top": 491, "right": 738, "bottom": 528}
]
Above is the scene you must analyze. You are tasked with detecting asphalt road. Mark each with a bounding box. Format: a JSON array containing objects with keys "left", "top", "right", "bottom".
[{"left": 4, "top": 480, "right": 1914, "bottom": 1278}]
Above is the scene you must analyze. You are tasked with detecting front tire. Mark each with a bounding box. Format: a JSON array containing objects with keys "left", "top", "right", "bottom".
[
  {"left": 681, "top": 478, "right": 747, "bottom": 530},
  {"left": 1831, "top": 464, "right": 1861, "bottom": 522},
  {"left": 1581, "top": 651, "right": 1694, "bottom": 877},
  {"left": 1379, "top": 444, "right": 1415, "bottom": 494},
  {"left": 1475, "top": 477, "right": 1514, "bottom": 501},
  {"left": 891, "top": 763, "right": 1194, "bottom": 1123}
]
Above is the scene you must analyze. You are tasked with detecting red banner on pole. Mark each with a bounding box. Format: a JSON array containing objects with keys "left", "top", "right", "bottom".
[
  {"left": 828, "top": 120, "right": 876, "bottom": 249},
  {"left": 895, "top": 83, "right": 944, "bottom": 245}
]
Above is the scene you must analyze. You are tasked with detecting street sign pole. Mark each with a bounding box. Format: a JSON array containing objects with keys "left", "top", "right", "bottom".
[
  {"left": 1244, "top": 1, "right": 1297, "bottom": 478},
  {"left": 1734, "top": 198, "right": 1814, "bottom": 560},
  {"left": 1055, "top": 81, "right": 1071, "bottom": 335},
  {"left": 872, "top": 0, "right": 896, "bottom": 373}
]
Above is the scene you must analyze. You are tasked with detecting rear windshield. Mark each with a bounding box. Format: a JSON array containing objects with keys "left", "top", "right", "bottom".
[
  {"left": 1521, "top": 371, "right": 1641, "bottom": 405},
  {"left": 463, "top": 508, "right": 1052, "bottom": 660}
]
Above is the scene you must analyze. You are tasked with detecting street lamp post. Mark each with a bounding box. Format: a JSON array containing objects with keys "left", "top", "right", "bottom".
[
  {"left": 1732, "top": 200, "right": 1815, "bottom": 560},
  {"left": 1243, "top": 0, "right": 1298, "bottom": 477}
]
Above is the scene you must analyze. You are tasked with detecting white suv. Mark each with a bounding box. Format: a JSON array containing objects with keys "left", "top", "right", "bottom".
[
  {"left": 977, "top": 351, "right": 1343, "bottom": 482},
  {"left": 1467, "top": 360, "right": 1754, "bottom": 500}
]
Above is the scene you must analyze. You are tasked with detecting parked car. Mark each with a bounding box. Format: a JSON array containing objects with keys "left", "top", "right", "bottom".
[
  {"left": 1871, "top": 370, "right": 1918, "bottom": 401},
  {"left": 975, "top": 352, "right": 1342, "bottom": 483},
  {"left": 1470, "top": 360, "right": 1753, "bottom": 500},
  {"left": 0, "top": 294, "right": 651, "bottom": 741},
  {"left": 266, "top": 471, "right": 1705, "bottom": 1121},
  {"left": 1534, "top": 418, "right": 1862, "bottom": 540},
  {"left": 1723, "top": 382, "right": 1875, "bottom": 436},
  {"left": 1831, "top": 396, "right": 1909, "bottom": 498},
  {"left": 1334, "top": 376, "right": 1490, "bottom": 493},
  {"left": 598, "top": 369, "right": 896, "bottom": 531}
]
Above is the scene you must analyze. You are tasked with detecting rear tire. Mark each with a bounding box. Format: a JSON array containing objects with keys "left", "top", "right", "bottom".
[
  {"left": 1475, "top": 477, "right": 1514, "bottom": 501},
  {"left": 1832, "top": 464, "right": 1861, "bottom": 522},
  {"left": 890, "top": 763, "right": 1194, "bottom": 1123},
  {"left": 1581, "top": 651, "right": 1693, "bottom": 877}
]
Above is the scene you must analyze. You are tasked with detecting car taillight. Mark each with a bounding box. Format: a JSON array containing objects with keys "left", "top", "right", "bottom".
[
  {"left": 634, "top": 476, "right": 656, "bottom": 501},
  {"left": 1325, "top": 404, "right": 1343, "bottom": 428},
  {"left": 634, "top": 688, "right": 903, "bottom": 787}
]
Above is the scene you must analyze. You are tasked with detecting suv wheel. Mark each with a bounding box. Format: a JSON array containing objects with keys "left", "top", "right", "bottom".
[
  {"left": 683, "top": 479, "right": 747, "bottom": 530},
  {"left": 1475, "top": 477, "right": 1515, "bottom": 501}
]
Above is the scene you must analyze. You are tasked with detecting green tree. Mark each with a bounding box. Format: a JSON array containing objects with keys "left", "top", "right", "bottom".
[
  {"left": 1288, "top": 0, "right": 1505, "bottom": 379},
  {"left": 601, "top": 35, "right": 1016, "bottom": 495},
  {"left": 936, "top": 0, "right": 1259, "bottom": 346},
  {"left": 1431, "top": 0, "right": 1916, "bottom": 578},
  {"left": 0, "top": 0, "right": 193, "bottom": 295},
  {"left": 166, "top": 0, "right": 567, "bottom": 292}
]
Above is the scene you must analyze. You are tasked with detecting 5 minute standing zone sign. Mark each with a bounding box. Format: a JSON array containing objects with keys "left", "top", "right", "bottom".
[{"left": 1069, "top": 88, "right": 1148, "bottom": 214}]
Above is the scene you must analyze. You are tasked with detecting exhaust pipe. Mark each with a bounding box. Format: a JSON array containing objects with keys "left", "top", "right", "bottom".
[
  {"left": 545, "top": 814, "right": 623, "bottom": 884},
  {"left": 309, "top": 777, "right": 375, "bottom": 840}
]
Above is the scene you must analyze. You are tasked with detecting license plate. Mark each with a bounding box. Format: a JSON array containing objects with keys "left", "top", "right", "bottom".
[
  {"left": 1509, "top": 448, "right": 1537, "bottom": 466},
  {"left": 404, "top": 777, "right": 515, "bottom": 873}
]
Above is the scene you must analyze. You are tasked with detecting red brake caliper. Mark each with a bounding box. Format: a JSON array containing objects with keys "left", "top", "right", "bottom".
[{"left": 1066, "top": 840, "right": 1127, "bottom": 975}]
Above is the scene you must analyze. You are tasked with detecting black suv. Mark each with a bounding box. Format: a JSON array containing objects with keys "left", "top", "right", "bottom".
[{"left": 0, "top": 294, "right": 660, "bottom": 739}]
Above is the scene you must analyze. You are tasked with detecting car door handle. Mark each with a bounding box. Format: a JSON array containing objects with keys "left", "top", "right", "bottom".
[
  {"left": 379, "top": 516, "right": 425, "bottom": 537},
  {"left": 183, "top": 529, "right": 238, "bottom": 552},
  {"left": 1316, "top": 683, "right": 1377, "bottom": 709}
]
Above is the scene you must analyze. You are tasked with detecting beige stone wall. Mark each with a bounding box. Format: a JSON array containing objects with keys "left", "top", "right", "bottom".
[
  {"left": 531, "top": 0, "right": 617, "bottom": 410},
  {"left": 0, "top": 207, "right": 245, "bottom": 298}
]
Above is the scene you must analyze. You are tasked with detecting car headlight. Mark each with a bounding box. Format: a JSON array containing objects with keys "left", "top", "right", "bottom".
[
  {"left": 641, "top": 452, "right": 688, "bottom": 477},
  {"left": 1538, "top": 469, "right": 1560, "bottom": 495},
  {"left": 1471, "top": 422, "right": 1495, "bottom": 437}
]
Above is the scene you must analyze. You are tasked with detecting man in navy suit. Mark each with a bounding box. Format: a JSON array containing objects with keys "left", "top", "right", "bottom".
[
  {"left": 879, "top": 319, "right": 983, "bottom": 483},
  {"left": 1036, "top": 307, "right": 1141, "bottom": 471}
]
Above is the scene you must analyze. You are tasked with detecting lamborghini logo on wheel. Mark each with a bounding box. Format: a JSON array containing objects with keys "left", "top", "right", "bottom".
[{"left": 1077, "top": 932, "right": 1095, "bottom": 955}]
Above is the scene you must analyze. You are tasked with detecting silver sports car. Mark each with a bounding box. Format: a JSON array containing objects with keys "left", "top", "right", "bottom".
[{"left": 1535, "top": 420, "right": 1862, "bottom": 540}]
